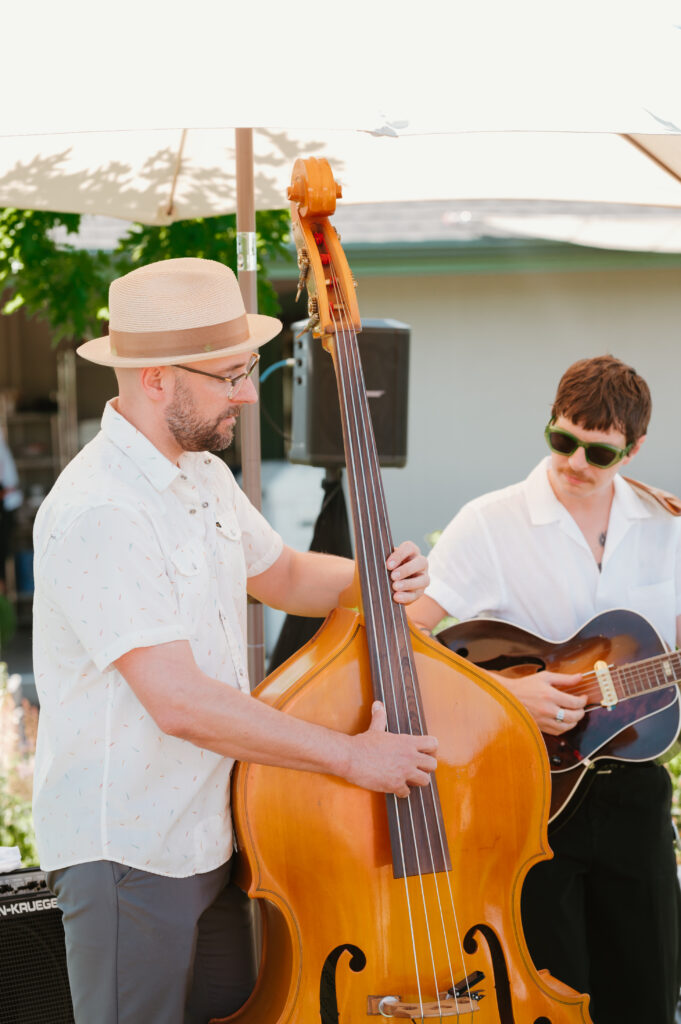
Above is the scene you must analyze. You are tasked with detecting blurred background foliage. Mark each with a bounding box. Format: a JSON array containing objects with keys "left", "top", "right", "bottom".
[
  {"left": 0, "top": 664, "right": 38, "bottom": 865},
  {"left": 0, "top": 207, "right": 291, "bottom": 343}
]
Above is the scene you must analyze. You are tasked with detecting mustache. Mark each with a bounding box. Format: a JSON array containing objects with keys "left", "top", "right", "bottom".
[
  {"left": 218, "top": 406, "right": 240, "bottom": 421},
  {"left": 560, "top": 466, "right": 591, "bottom": 483}
]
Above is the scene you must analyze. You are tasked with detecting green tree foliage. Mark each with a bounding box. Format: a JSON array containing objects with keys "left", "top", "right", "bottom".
[
  {"left": 0, "top": 209, "right": 113, "bottom": 343},
  {"left": 116, "top": 211, "right": 290, "bottom": 317},
  {"left": 0, "top": 208, "right": 291, "bottom": 343}
]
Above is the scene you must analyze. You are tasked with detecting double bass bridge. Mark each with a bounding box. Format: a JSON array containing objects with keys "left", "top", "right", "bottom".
[
  {"left": 367, "top": 993, "right": 480, "bottom": 1017},
  {"left": 367, "top": 970, "right": 484, "bottom": 1018}
]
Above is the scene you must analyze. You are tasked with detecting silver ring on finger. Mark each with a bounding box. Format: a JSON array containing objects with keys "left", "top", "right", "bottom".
[{"left": 555, "top": 707, "right": 566, "bottom": 723}]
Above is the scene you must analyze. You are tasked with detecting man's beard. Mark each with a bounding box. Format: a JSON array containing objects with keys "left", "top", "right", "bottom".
[{"left": 165, "top": 375, "right": 238, "bottom": 452}]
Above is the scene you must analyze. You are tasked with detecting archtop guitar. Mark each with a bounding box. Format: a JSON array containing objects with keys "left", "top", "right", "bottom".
[{"left": 438, "top": 609, "right": 681, "bottom": 821}]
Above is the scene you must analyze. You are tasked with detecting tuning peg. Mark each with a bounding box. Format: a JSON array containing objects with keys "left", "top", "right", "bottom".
[
  {"left": 294, "top": 312, "right": 320, "bottom": 340},
  {"left": 295, "top": 248, "right": 310, "bottom": 302}
]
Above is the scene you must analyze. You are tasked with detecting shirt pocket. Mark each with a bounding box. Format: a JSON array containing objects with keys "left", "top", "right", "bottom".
[
  {"left": 215, "top": 512, "right": 248, "bottom": 606},
  {"left": 215, "top": 512, "right": 244, "bottom": 574},
  {"left": 215, "top": 510, "right": 242, "bottom": 547},
  {"left": 169, "top": 540, "right": 209, "bottom": 634}
]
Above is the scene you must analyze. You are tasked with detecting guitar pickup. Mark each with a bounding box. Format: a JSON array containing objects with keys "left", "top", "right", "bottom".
[{"left": 594, "top": 660, "right": 618, "bottom": 709}]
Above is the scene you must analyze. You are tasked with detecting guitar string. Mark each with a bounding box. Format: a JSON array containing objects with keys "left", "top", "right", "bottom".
[
  {"left": 560, "top": 650, "right": 681, "bottom": 703},
  {"left": 328, "top": 265, "right": 466, "bottom": 1013}
]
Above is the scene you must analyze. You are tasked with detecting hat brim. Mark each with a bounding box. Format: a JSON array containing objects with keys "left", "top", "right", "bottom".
[{"left": 77, "top": 313, "right": 283, "bottom": 368}]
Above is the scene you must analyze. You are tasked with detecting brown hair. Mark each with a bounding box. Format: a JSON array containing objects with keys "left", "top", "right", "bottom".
[{"left": 551, "top": 355, "right": 651, "bottom": 445}]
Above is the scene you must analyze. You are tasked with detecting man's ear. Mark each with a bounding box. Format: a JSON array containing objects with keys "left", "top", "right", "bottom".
[
  {"left": 625, "top": 433, "right": 647, "bottom": 463},
  {"left": 140, "top": 365, "right": 171, "bottom": 402}
]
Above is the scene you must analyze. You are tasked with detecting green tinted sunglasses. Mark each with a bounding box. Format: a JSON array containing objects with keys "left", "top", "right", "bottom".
[{"left": 544, "top": 421, "right": 633, "bottom": 468}]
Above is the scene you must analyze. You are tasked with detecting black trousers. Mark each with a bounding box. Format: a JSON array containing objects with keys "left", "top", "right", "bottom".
[{"left": 521, "top": 762, "right": 681, "bottom": 1024}]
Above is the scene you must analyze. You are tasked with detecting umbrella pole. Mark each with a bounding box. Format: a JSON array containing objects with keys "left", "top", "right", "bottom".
[{"left": 235, "top": 127, "right": 266, "bottom": 689}]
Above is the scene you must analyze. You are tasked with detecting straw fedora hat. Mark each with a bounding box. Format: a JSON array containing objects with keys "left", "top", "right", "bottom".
[{"left": 77, "top": 258, "right": 282, "bottom": 368}]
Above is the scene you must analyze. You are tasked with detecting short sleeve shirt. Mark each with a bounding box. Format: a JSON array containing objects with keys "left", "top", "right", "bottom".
[
  {"left": 426, "top": 458, "right": 681, "bottom": 649},
  {"left": 32, "top": 401, "right": 283, "bottom": 877}
]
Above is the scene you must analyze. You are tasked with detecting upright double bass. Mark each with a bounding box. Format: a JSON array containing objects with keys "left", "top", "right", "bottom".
[{"left": 216, "top": 158, "right": 592, "bottom": 1023}]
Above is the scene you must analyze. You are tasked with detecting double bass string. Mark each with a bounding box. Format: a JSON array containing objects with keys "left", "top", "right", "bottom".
[
  {"left": 332, "top": 314, "right": 474, "bottom": 1018},
  {"left": 327, "top": 285, "right": 429, "bottom": 1013},
  {"left": 328, "top": 268, "right": 473, "bottom": 1015},
  {"left": 333, "top": 313, "right": 464, "bottom": 1017}
]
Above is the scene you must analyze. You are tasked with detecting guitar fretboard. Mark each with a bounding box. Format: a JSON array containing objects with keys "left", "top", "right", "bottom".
[{"left": 610, "top": 649, "right": 681, "bottom": 701}]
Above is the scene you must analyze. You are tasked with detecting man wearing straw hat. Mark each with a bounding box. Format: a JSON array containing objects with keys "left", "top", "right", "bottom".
[{"left": 31, "top": 258, "right": 437, "bottom": 1023}]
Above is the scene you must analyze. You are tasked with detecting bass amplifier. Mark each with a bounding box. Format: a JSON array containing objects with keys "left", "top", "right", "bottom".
[
  {"left": 0, "top": 868, "right": 74, "bottom": 1024},
  {"left": 288, "top": 318, "right": 410, "bottom": 468}
]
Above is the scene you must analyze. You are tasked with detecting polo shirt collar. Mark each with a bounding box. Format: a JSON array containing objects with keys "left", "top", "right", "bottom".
[{"left": 101, "top": 400, "right": 181, "bottom": 492}]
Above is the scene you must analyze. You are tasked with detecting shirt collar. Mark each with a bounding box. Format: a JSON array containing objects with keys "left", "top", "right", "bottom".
[
  {"left": 612, "top": 471, "right": 652, "bottom": 521},
  {"left": 525, "top": 457, "right": 565, "bottom": 525},
  {"left": 101, "top": 400, "right": 181, "bottom": 492},
  {"left": 525, "top": 456, "right": 652, "bottom": 526}
]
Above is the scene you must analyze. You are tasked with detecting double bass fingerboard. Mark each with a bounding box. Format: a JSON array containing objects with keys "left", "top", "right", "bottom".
[{"left": 322, "top": 246, "right": 451, "bottom": 879}]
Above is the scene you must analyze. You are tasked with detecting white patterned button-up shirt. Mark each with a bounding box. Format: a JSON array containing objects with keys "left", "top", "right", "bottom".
[{"left": 32, "top": 401, "right": 283, "bottom": 877}]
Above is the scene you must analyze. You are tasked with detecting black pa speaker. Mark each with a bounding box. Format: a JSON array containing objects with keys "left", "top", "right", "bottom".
[
  {"left": 0, "top": 868, "right": 74, "bottom": 1023},
  {"left": 288, "top": 318, "right": 410, "bottom": 468}
]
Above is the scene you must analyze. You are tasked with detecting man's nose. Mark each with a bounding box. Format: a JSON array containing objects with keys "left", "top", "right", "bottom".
[
  {"left": 233, "top": 377, "right": 258, "bottom": 405},
  {"left": 567, "top": 444, "right": 588, "bottom": 470}
]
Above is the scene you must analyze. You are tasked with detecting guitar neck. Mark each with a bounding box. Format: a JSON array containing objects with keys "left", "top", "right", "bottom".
[{"left": 611, "top": 648, "right": 681, "bottom": 702}]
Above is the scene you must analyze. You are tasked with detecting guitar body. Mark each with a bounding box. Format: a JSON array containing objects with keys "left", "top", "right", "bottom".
[{"left": 438, "top": 609, "right": 681, "bottom": 821}]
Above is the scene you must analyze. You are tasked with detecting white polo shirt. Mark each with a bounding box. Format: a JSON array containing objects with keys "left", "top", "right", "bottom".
[
  {"left": 32, "top": 401, "right": 283, "bottom": 877},
  {"left": 427, "top": 458, "right": 681, "bottom": 649}
]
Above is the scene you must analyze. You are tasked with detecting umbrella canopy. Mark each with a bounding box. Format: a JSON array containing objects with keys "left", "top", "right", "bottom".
[
  {"left": 1, "top": 130, "right": 681, "bottom": 231},
  {"left": 2, "top": 1, "right": 680, "bottom": 237}
]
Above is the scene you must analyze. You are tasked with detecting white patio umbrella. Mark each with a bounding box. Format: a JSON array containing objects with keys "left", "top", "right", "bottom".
[
  {"left": 1, "top": 130, "right": 681, "bottom": 234},
  {"left": 3, "top": 0, "right": 681, "bottom": 226}
]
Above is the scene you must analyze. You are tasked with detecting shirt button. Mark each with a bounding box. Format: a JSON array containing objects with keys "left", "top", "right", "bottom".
[
  {"left": 189, "top": 508, "right": 197, "bottom": 515},
  {"left": 180, "top": 474, "right": 187, "bottom": 480},
  {"left": 204, "top": 459, "right": 211, "bottom": 465},
  {"left": 201, "top": 501, "right": 209, "bottom": 508}
]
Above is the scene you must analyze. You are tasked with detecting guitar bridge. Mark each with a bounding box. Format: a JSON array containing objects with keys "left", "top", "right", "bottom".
[{"left": 594, "top": 659, "right": 618, "bottom": 709}]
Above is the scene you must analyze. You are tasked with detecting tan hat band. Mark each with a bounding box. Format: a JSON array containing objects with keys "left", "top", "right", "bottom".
[{"left": 110, "top": 315, "right": 250, "bottom": 358}]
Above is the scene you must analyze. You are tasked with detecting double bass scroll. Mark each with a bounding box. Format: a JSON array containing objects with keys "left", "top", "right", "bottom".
[{"left": 213, "top": 157, "right": 593, "bottom": 1024}]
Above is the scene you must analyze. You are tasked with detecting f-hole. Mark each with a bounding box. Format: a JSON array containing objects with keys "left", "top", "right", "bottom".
[
  {"left": 464, "top": 923, "right": 554, "bottom": 1024},
  {"left": 319, "top": 943, "right": 367, "bottom": 1024}
]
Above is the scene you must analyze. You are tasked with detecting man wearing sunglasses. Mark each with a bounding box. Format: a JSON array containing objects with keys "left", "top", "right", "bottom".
[{"left": 410, "top": 354, "right": 681, "bottom": 1024}]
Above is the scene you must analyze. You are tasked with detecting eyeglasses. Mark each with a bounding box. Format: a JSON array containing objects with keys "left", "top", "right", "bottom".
[
  {"left": 544, "top": 421, "right": 633, "bottom": 468},
  {"left": 175, "top": 353, "right": 260, "bottom": 398}
]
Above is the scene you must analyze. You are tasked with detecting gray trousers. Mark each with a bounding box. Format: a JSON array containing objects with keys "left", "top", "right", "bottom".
[{"left": 47, "top": 859, "right": 258, "bottom": 1024}]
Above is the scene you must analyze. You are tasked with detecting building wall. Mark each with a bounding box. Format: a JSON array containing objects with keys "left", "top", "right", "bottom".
[{"left": 346, "top": 265, "right": 681, "bottom": 548}]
